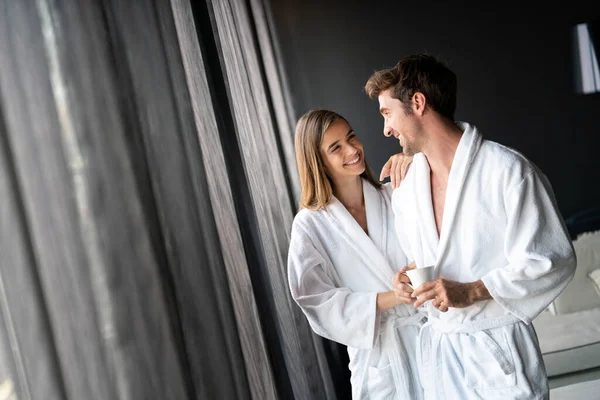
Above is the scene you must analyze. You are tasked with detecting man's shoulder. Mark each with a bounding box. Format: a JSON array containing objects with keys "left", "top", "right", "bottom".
[
  {"left": 479, "top": 139, "right": 536, "bottom": 178},
  {"left": 391, "top": 154, "right": 423, "bottom": 214}
]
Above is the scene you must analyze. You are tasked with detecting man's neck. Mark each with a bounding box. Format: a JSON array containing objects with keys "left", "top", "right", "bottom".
[
  {"left": 422, "top": 118, "right": 463, "bottom": 181},
  {"left": 332, "top": 176, "right": 364, "bottom": 210}
]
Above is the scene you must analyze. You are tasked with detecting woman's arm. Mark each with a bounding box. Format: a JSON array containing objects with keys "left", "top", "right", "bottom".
[{"left": 376, "top": 291, "right": 408, "bottom": 312}]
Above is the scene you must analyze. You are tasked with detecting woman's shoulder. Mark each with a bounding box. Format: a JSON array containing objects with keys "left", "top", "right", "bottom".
[
  {"left": 380, "top": 181, "right": 394, "bottom": 196},
  {"left": 362, "top": 177, "right": 393, "bottom": 195},
  {"left": 367, "top": 180, "right": 394, "bottom": 204},
  {"left": 292, "top": 207, "right": 326, "bottom": 231}
]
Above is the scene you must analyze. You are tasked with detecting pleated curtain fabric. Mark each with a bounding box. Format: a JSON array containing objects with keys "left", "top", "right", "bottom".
[{"left": 0, "top": 0, "right": 338, "bottom": 399}]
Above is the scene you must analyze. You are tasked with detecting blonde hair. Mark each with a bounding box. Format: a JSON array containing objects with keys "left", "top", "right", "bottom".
[{"left": 294, "top": 109, "right": 381, "bottom": 211}]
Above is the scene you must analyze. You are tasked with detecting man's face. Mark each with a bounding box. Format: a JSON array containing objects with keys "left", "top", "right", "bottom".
[{"left": 377, "top": 89, "right": 424, "bottom": 156}]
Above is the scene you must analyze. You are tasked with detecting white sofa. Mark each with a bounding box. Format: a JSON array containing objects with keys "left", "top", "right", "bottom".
[
  {"left": 532, "top": 230, "right": 600, "bottom": 377},
  {"left": 550, "top": 377, "right": 600, "bottom": 399}
]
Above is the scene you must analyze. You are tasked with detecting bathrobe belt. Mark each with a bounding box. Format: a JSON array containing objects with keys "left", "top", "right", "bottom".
[
  {"left": 379, "top": 312, "right": 428, "bottom": 399},
  {"left": 417, "top": 314, "right": 520, "bottom": 396}
]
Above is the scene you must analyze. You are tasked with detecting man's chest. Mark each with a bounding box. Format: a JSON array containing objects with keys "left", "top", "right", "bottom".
[{"left": 431, "top": 179, "right": 446, "bottom": 235}]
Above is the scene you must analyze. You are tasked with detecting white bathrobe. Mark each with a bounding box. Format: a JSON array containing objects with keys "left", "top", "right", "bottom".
[
  {"left": 392, "top": 122, "right": 576, "bottom": 399},
  {"left": 288, "top": 180, "right": 425, "bottom": 400}
]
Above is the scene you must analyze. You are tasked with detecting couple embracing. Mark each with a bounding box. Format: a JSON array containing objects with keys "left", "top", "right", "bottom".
[{"left": 287, "top": 53, "right": 576, "bottom": 400}]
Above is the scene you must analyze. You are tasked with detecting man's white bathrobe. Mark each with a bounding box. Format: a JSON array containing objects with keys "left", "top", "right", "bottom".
[
  {"left": 288, "top": 180, "right": 425, "bottom": 400},
  {"left": 392, "top": 122, "right": 576, "bottom": 399}
]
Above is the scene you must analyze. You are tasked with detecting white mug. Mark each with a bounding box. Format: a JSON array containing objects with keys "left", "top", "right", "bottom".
[{"left": 405, "top": 265, "right": 436, "bottom": 291}]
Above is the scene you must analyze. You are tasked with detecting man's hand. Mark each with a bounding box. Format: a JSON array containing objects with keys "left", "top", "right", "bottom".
[
  {"left": 380, "top": 153, "right": 413, "bottom": 189},
  {"left": 392, "top": 262, "right": 416, "bottom": 304},
  {"left": 411, "top": 279, "right": 491, "bottom": 311}
]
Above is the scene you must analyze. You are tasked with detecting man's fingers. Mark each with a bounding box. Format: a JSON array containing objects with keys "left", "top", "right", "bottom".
[
  {"left": 415, "top": 289, "right": 437, "bottom": 302},
  {"left": 431, "top": 297, "right": 444, "bottom": 308},
  {"left": 414, "top": 292, "right": 435, "bottom": 308},
  {"left": 413, "top": 298, "right": 425, "bottom": 309},
  {"left": 412, "top": 287, "right": 438, "bottom": 308},
  {"left": 433, "top": 297, "right": 449, "bottom": 312},
  {"left": 411, "top": 281, "right": 436, "bottom": 298}
]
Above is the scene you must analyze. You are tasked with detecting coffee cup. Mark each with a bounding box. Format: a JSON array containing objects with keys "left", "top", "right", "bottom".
[{"left": 405, "top": 265, "right": 436, "bottom": 291}]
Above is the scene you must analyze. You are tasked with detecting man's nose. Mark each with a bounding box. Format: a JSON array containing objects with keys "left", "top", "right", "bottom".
[{"left": 383, "top": 124, "right": 392, "bottom": 137}]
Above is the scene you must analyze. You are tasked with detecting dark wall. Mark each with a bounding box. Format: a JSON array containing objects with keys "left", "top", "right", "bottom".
[{"left": 271, "top": 1, "right": 600, "bottom": 218}]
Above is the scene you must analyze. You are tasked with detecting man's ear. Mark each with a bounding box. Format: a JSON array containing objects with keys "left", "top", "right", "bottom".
[{"left": 412, "top": 92, "right": 427, "bottom": 116}]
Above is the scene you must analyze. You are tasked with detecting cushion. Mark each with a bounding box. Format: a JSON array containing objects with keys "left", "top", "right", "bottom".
[
  {"left": 533, "top": 308, "right": 600, "bottom": 376},
  {"left": 590, "top": 268, "right": 600, "bottom": 297},
  {"left": 550, "top": 379, "right": 600, "bottom": 400},
  {"left": 552, "top": 230, "right": 600, "bottom": 314}
]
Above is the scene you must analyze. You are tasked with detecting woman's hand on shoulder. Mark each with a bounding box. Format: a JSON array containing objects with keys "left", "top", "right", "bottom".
[{"left": 380, "top": 153, "right": 413, "bottom": 189}]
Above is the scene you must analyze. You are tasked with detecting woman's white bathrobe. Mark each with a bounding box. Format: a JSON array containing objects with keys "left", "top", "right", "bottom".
[
  {"left": 392, "top": 122, "right": 576, "bottom": 399},
  {"left": 288, "top": 180, "right": 425, "bottom": 400}
]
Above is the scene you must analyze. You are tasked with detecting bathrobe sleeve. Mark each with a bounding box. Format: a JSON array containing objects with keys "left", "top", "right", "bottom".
[
  {"left": 287, "top": 221, "right": 380, "bottom": 349},
  {"left": 481, "top": 168, "right": 577, "bottom": 323}
]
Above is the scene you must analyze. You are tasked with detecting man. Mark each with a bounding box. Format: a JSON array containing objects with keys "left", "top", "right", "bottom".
[{"left": 365, "top": 53, "right": 576, "bottom": 399}]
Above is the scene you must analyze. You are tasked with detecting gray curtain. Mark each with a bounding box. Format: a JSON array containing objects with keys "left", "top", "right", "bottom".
[{"left": 0, "top": 0, "right": 337, "bottom": 399}]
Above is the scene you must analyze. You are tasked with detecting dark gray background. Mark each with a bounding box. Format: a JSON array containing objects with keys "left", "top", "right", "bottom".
[{"left": 270, "top": 0, "right": 600, "bottom": 218}]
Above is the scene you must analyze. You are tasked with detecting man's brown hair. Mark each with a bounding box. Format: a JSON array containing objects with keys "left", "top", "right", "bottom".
[{"left": 365, "top": 53, "right": 457, "bottom": 120}]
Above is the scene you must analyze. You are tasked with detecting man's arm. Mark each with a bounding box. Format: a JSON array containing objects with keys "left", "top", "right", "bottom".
[
  {"left": 413, "top": 168, "right": 576, "bottom": 319},
  {"left": 478, "top": 169, "right": 576, "bottom": 322}
]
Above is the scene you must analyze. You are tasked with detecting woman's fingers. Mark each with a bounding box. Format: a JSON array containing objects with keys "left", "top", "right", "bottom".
[{"left": 379, "top": 158, "right": 393, "bottom": 181}]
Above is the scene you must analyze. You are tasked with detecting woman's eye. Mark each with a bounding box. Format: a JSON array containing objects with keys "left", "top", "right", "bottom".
[{"left": 332, "top": 146, "right": 340, "bottom": 152}]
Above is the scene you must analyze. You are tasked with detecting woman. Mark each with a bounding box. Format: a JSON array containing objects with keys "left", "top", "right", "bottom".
[{"left": 287, "top": 110, "right": 424, "bottom": 399}]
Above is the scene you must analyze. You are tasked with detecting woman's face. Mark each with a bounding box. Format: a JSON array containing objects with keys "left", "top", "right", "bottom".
[{"left": 320, "top": 118, "right": 365, "bottom": 183}]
